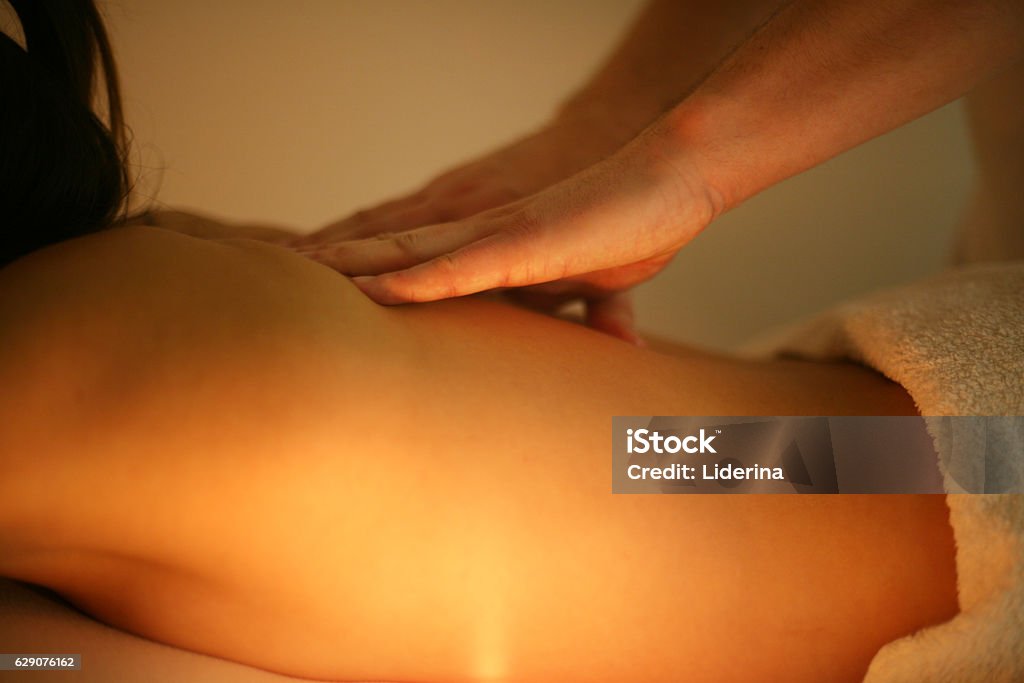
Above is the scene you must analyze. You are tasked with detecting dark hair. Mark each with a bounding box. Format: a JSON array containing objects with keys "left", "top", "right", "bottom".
[{"left": 1, "top": 0, "right": 132, "bottom": 268}]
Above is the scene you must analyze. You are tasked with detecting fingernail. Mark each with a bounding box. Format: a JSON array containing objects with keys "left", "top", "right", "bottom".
[
  {"left": 351, "top": 276, "right": 382, "bottom": 299},
  {"left": 617, "top": 328, "right": 645, "bottom": 347}
]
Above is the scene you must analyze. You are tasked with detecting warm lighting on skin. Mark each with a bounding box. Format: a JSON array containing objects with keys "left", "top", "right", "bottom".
[
  {"left": 471, "top": 602, "right": 508, "bottom": 682},
  {"left": 463, "top": 500, "right": 512, "bottom": 682}
]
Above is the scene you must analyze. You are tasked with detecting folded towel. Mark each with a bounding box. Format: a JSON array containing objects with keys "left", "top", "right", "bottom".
[{"left": 741, "top": 261, "right": 1024, "bottom": 682}]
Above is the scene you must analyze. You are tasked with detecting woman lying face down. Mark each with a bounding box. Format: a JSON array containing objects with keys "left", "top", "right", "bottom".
[
  {"left": 0, "top": 225, "right": 957, "bottom": 683},
  {"left": 0, "top": 2, "right": 958, "bottom": 682}
]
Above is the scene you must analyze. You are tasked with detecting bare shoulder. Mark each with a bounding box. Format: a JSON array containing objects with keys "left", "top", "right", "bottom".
[
  {"left": 0, "top": 226, "right": 387, "bottom": 412},
  {"left": 0, "top": 224, "right": 392, "bottom": 352},
  {"left": 0, "top": 227, "right": 404, "bottom": 545},
  {"left": 0, "top": 225, "right": 361, "bottom": 326}
]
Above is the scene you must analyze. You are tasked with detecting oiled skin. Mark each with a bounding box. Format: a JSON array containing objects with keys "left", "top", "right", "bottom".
[{"left": 0, "top": 227, "right": 956, "bottom": 683}]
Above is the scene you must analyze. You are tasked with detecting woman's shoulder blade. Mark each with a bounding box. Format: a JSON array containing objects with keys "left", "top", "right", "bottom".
[{"left": 0, "top": 225, "right": 387, "bottom": 454}]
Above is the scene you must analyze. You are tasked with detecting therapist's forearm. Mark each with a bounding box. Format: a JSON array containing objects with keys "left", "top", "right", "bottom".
[
  {"left": 558, "top": 0, "right": 785, "bottom": 134},
  {"left": 658, "top": 0, "right": 1024, "bottom": 213}
]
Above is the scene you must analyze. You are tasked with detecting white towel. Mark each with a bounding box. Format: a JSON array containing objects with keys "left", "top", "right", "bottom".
[{"left": 742, "top": 261, "right": 1024, "bottom": 682}]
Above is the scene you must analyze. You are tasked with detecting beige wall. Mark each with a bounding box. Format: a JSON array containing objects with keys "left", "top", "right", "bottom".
[{"left": 105, "top": 0, "right": 975, "bottom": 350}]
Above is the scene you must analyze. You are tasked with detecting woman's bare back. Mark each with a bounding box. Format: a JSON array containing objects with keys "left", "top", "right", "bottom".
[{"left": 0, "top": 226, "right": 956, "bottom": 682}]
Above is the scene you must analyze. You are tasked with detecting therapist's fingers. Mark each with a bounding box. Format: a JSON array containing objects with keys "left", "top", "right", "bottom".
[
  {"left": 298, "top": 125, "right": 718, "bottom": 307},
  {"left": 348, "top": 225, "right": 546, "bottom": 304},
  {"left": 506, "top": 287, "right": 642, "bottom": 344},
  {"left": 295, "top": 216, "right": 507, "bottom": 276},
  {"left": 294, "top": 184, "right": 522, "bottom": 248},
  {"left": 482, "top": 286, "right": 642, "bottom": 345},
  {"left": 585, "top": 292, "right": 643, "bottom": 345}
]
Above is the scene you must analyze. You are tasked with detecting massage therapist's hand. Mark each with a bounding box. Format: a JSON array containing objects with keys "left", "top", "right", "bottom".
[
  {"left": 293, "top": 108, "right": 638, "bottom": 250},
  {"left": 292, "top": 122, "right": 719, "bottom": 343},
  {"left": 290, "top": 107, "right": 653, "bottom": 342}
]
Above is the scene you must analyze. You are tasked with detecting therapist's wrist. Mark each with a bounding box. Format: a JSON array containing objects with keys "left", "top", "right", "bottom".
[
  {"left": 629, "top": 102, "right": 734, "bottom": 226},
  {"left": 659, "top": 97, "right": 762, "bottom": 218},
  {"left": 553, "top": 92, "right": 661, "bottom": 154}
]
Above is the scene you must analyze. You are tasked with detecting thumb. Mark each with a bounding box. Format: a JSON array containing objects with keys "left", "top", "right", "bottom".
[{"left": 585, "top": 292, "right": 643, "bottom": 345}]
